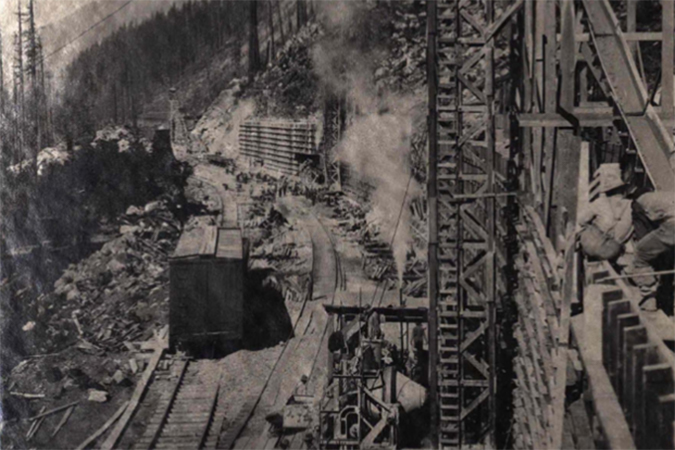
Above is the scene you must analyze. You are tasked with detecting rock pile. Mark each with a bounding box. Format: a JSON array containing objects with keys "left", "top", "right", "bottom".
[
  {"left": 247, "top": 23, "right": 321, "bottom": 118},
  {"left": 325, "top": 194, "right": 397, "bottom": 283},
  {"left": 375, "top": 9, "right": 427, "bottom": 91},
  {"left": 34, "top": 200, "right": 181, "bottom": 355}
]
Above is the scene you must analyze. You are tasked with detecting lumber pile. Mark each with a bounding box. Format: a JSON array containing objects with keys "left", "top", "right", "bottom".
[{"left": 239, "top": 119, "right": 318, "bottom": 176}]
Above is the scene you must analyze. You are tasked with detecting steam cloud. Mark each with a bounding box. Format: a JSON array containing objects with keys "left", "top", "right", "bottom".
[{"left": 312, "top": 1, "right": 421, "bottom": 284}]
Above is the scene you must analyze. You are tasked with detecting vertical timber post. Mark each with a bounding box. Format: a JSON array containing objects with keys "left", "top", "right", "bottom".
[
  {"left": 485, "top": 0, "right": 496, "bottom": 445},
  {"left": 543, "top": 0, "right": 558, "bottom": 235},
  {"left": 427, "top": 0, "right": 440, "bottom": 447},
  {"left": 663, "top": 0, "right": 674, "bottom": 125}
]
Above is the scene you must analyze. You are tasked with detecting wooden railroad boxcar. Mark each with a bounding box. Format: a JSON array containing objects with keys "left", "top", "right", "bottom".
[{"left": 169, "top": 226, "right": 247, "bottom": 355}]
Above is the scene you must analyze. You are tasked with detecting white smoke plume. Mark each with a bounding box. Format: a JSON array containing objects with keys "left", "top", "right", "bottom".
[{"left": 312, "top": 1, "right": 422, "bottom": 284}]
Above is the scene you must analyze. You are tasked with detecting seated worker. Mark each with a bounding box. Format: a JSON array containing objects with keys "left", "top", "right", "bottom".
[
  {"left": 577, "top": 164, "right": 633, "bottom": 261},
  {"left": 627, "top": 190, "right": 675, "bottom": 303}
]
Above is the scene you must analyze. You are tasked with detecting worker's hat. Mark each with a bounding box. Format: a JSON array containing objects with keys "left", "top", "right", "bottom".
[{"left": 591, "top": 163, "right": 625, "bottom": 194}]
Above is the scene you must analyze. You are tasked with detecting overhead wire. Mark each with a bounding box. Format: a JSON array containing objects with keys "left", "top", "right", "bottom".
[{"left": 41, "top": 0, "right": 134, "bottom": 62}]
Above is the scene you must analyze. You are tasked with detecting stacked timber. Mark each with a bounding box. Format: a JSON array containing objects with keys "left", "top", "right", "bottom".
[
  {"left": 239, "top": 119, "right": 318, "bottom": 176},
  {"left": 585, "top": 262, "right": 675, "bottom": 450},
  {"left": 512, "top": 210, "right": 561, "bottom": 449}
]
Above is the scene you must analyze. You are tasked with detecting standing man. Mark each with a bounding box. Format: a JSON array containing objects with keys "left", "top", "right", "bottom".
[{"left": 411, "top": 322, "right": 427, "bottom": 359}]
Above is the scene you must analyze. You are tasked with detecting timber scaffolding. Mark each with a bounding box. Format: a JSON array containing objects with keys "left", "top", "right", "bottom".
[
  {"left": 426, "top": 0, "right": 674, "bottom": 449},
  {"left": 239, "top": 119, "right": 319, "bottom": 176}
]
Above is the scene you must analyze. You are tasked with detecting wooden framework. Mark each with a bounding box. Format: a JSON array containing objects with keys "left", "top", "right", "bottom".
[
  {"left": 322, "top": 96, "right": 343, "bottom": 190},
  {"left": 428, "top": 0, "right": 518, "bottom": 447},
  {"left": 509, "top": 0, "right": 674, "bottom": 449},
  {"left": 429, "top": 0, "right": 674, "bottom": 448}
]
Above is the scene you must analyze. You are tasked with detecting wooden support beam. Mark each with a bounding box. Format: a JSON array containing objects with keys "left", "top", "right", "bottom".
[
  {"left": 643, "top": 363, "right": 674, "bottom": 449},
  {"left": 532, "top": 0, "right": 546, "bottom": 207},
  {"left": 558, "top": 32, "right": 664, "bottom": 42},
  {"left": 614, "top": 313, "right": 640, "bottom": 399},
  {"left": 559, "top": 0, "right": 576, "bottom": 114},
  {"left": 571, "top": 284, "right": 637, "bottom": 449},
  {"left": 631, "top": 343, "right": 658, "bottom": 446},
  {"left": 75, "top": 401, "right": 130, "bottom": 450},
  {"left": 622, "top": 325, "right": 647, "bottom": 427},
  {"left": 605, "top": 300, "right": 632, "bottom": 385},
  {"left": 582, "top": 0, "right": 675, "bottom": 191},
  {"left": 542, "top": 0, "right": 557, "bottom": 233},
  {"left": 662, "top": 0, "right": 674, "bottom": 122},
  {"left": 549, "top": 131, "right": 581, "bottom": 450},
  {"left": 518, "top": 108, "right": 675, "bottom": 128},
  {"left": 100, "top": 344, "right": 165, "bottom": 450}
]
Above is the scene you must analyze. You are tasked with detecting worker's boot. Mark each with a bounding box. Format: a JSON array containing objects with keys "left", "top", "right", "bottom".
[{"left": 638, "top": 283, "right": 658, "bottom": 311}]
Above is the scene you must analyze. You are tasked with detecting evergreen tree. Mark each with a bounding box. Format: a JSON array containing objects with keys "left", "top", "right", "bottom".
[
  {"left": 268, "top": 1, "right": 276, "bottom": 64},
  {"left": 0, "top": 22, "right": 5, "bottom": 113},
  {"left": 15, "top": 0, "right": 25, "bottom": 122},
  {"left": 276, "top": 1, "right": 286, "bottom": 45},
  {"left": 249, "top": 0, "right": 261, "bottom": 81},
  {"left": 25, "top": 0, "right": 40, "bottom": 158},
  {"left": 297, "top": 0, "right": 308, "bottom": 28}
]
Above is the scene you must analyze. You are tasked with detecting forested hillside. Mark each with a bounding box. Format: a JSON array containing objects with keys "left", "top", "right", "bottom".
[
  {"left": 56, "top": 1, "right": 247, "bottom": 140},
  {"left": 56, "top": 0, "right": 306, "bottom": 142}
]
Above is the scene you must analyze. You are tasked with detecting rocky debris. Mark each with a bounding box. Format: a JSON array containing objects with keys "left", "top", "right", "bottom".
[
  {"left": 87, "top": 389, "right": 109, "bottom": 403},
  {"left": 37, "top": 144, "right": 71, "bottom": 177},
  {"left": 376, "top": 9, "right": 427, "bottom": 91},
  {"left": 186, "top": 176, "right": 224, "bottom": 217},
  {"left": 31, "top": 199, "right": 181, "bottom": 355},
  {"left": 92, "top": 126, "right": 133, "bottom": 153},
  {"left": 246, "top": 24, "right": 321, "bottom": 118},
  {"left": 206, "top": 154, "right": 237, "bottom": 173},
  {"left": 247, "top": 208, "right": 313, "bottom": 305},
  {"left": 322, "top": 194, "right": 397, "bottom": 283},
  {"left": 402, "top": 257, "right": 428, "bottom": 298}
]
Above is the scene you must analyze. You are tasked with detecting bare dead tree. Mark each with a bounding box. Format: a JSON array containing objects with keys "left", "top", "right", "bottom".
[{"left": 275, "top": 1, "right": 285, "bottom": 45}]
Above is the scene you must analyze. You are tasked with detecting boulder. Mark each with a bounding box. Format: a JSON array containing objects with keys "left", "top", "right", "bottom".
[
  {"left": 112, "top": 370, "right": 125, "bottom": 384},
  {"left": 66, "top": 288, "right": 80, "bottom": 302},
  {"left": 107, "top": 259, "right": 126, "bottom": 274},
  {"left": 87, "top": 389, "right": 109, "bottom": 403},
  {"left": 144, "top": 201, "right": 162, "bottom": 214},
  {"left": 126, "top": 206, "right": 144, "bottom": 216},
  {"left": 120, "top": 225, "right": 140, "bottom": 235}
]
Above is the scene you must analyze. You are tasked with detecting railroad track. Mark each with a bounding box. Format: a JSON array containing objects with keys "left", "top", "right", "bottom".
[
  {"left": 234, "top": 210, "right": 342, "bottom": 450},
  {"left": 128, "top": 167, "right": 343, "bottom": 450},
  {"left": 132, "top": 359, "right": 220, "bottom": 450}
]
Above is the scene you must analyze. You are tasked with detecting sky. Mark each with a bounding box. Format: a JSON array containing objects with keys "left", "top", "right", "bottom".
[{"left": 0, "top": 0, "right": 181, "bottom": 89}]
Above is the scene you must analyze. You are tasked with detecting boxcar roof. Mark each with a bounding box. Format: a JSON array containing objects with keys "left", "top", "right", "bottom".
[{"left": 172, "top": 226, "right": 243, "bottom": 260}]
